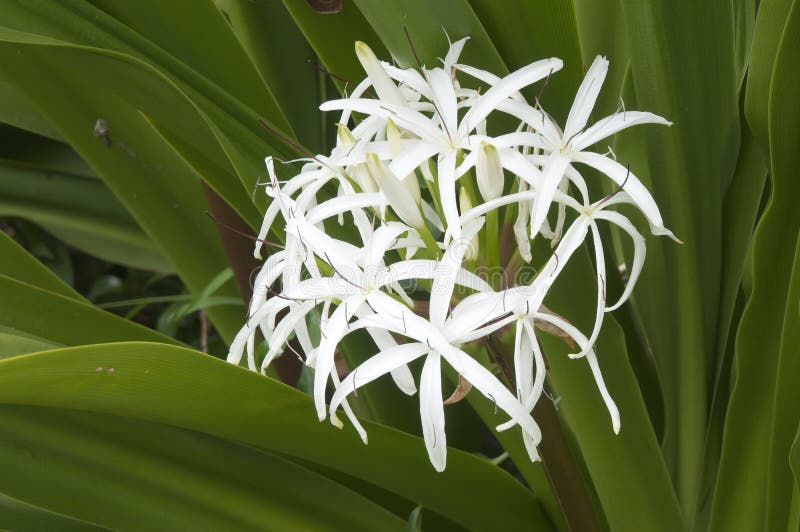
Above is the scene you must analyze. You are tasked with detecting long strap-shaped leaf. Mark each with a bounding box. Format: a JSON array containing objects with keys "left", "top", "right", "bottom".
[
  {"left": 0, "top": 342, "right": 549, "bottom": 532},
  {"left": 0, "top": 405, "right": 404, "bottom": 531},
  {"left": 711, "top": 1, "right": 800, "bottom": 530}
]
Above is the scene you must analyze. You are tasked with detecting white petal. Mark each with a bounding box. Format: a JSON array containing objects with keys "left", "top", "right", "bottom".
[
  {"left": 329, "top": 369, "right": 368, "bottom": 444},
  {"left": 594, "top": 210, "right": 646, "bottom": 311},
  {"left": 529, "top": 153, "right": 570, "bottom": 239},
  {"left": 579, "top": 221, "right": 607, "bottom": 359},
  {"left": 305, "top": 193, "right": 383, "bottom": 225},
  {"left": 361, "top": 323, "right": 418, "bottom": 395},
  {"left": 534, "top": 313, "right": 620, "bottom": 433},
  {"left": 459, "top": 58, "right": 564, "bottom": 137},
  {"left": 437, "top": 150, "right": 461, "bottom": 239},
  {"left": 420, "top": 352, "right": 447, "bottom": 472},
  {"left": 320, "top": 98, "right": 447, "bottom": 144},
  {"left": 388, "top": 142, "right": 440, "bottom": 179},
  {"left": 570, "top": 151, "right": 671, "bottom": 236},
  {"left": 430, "top": 217, "right": 485, "bottom": 327},
  {"left": 563, "top": 56, "right": 609, "bottom": 141},
  {"left": 454, "top": 63, "right": 525, "bottom": 103},
  {"left": 383, "top": 63, "right": 431, "bottom": 97},
  {"left": 439, "top": 344, "right": 541, "bottom": 448},
  {"left": 329, "top": 342, "right": 429, "bottom": 422},
  {"left": 573, "top": 111, "right": 672, "bottom": 152},
  {"left": 427, "top": 67, "right": 459, "bottom": 138},
  {"left": 313, "top": 295, "right": 365, "bottom": 420},
  {"left": 442, "top": 37, "right": 469, "bottom": 71}
]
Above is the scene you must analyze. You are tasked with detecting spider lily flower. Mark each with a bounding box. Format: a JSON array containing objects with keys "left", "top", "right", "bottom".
[
  {"left": 233, "top": 39, "right": 675, "bottom": 473},
  {"left": 330, "top": 288, "right": 542, "bottom": 471},
  {"left": 522, "top": 55, "right": 674, "bottom": 241},
  {"left": 320, "top": 49, "right": 562, "bottom": 240}
]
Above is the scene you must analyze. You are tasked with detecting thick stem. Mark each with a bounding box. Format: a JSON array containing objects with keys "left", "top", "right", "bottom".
[{"left": 202, "top": 183, "right": 301, "bottom": 385}]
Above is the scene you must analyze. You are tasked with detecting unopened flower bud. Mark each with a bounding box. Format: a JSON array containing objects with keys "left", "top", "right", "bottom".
[{"left": 476, "top": 141, "right": 504, "bottom": 201}]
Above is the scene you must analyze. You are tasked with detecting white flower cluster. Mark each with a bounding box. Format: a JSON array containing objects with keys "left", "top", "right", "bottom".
[{"left": 228, "top": 38, "right": 675, "bottom": 471}]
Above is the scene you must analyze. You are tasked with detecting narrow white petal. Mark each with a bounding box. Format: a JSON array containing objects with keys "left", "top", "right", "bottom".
[
  {"left": 594, "top": 211, "right": 646, "bottom": 311},
  {"left": 437, "top": 150, "right": 461, "bottom": 239},
  {"left": 383, "top": 63, "right": 431, "bottom": 97},
  {"left": 329, "top": 343, "right": 429, "bottom": 418},
  {"left": 443, "top": 37, "right": 470, "bottom": 71},
  {"left": 305, "top": 193, "right": 384, "bottom": 225},
  {"left": 329, "top": 369, "right": 369, "bottom": 444},
  {"left": 454, "top": 63, "right": 525, "bottom": 102},
  {"left": 430, "top": 217, "right": 485, "bottom": 327},
  {"left": 533, "top": 313, "right": 620, "bottom": 434},
  {"left": 440, "top": 344, "right": 541, "bottom": 447},
  {"left": 320, "top": 98, "right": 447, "bottom": 144},
  {"left": 459, "top": 58, "right": 564, "bottom": 137},
  {"left": 573, "top": 111, "right": 672, "bottom": 152},
  {"left": 427, "top": 67, "right": 459, "bottom": 137},
  {"left": 388, "top": 142, "right": 440, "bottom": 179},
  {"left": 563, "top": 56, "right": 609, "bottom": 140},
  {"left": 420, "top": 352, "right": 447, "bottom": 472},
  {"left": 529, "top": 153, "right": 570, "bottom": 239},
  {"left": 570, "top": 151, "right": 669, "bottom": 235},
  {"left": 313, "top": 295, "right": 366, "bottom": 420}
]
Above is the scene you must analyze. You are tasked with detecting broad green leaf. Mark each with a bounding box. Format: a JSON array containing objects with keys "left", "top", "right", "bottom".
[
  {"left": 620, "top": 0, "right": 740, "bottom": 508},
  {"left": 711, "top": 2, "right": 800, "bottom": 529},
  {"left": 216, "top": 0, "right": 325, "bottom": 152},
  {"left": 0, "top": 156, "right": 171, "bottom": 272},
  {"left": 352, "top": 0, "right": 506, "bottom": 71},
  {"left": 281, "top": 0, "right": 389, "bottom": 92},
  {"left": 0, "top": 38, "right": 247, "bottom": 341},
  {"left": 0, "top": 405, "right": 404, "bottom": 531},
  {"left": 744, "top": 0, "right": 795, "bottom": 150},
  {"left": 467, "top": 0, "right": 583, "bottom": 119},
  {"left": 0, "top": 275, "right": 177, "bottom": 348},
  {"left": 0, "top": 80, "right": 62, "bottom": 140},
  {"left": 0, "top": 493, "right": 105, "bottom": 532},
  {"left": 694, "top": 124, "right": 767, "bottom": 528},
  {"left": 86, "top": 0, "right": 295, "bottom": 134},
  {"left": 0, "top": 342, "right": 549, "bottom": 532},
  {"left": 0, "top": 332, "right": 60, "bottom": 359},
  {"left": 0, "top": 230, "right": 83, "bottom": 301}
]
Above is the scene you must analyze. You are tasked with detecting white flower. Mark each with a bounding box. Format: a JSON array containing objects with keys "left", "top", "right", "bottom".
[{"left": 233, "top": 38, "right": 674, "bottom": 472}]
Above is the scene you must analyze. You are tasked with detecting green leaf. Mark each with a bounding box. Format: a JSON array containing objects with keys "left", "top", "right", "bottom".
[
  {"left": 281, "top": 0, "right": 389, "bottom": 93},
  {"left": 0, "top": 155, "right": 171, "bottom": 273},
  {"left": 0, "top": 493, "right": 106, "bottom": 532},
  {"left": 352, "top": 0, "right": 505, "bottom": 71},
  {"left": 711, "top": 2, "right": 800, "bottom": 529},
  {"left": 0, "top": 37, "right": 246, "bottom": 341},
  {"left": 216, "top": 0, "right": 325, "bottom": 152},
  {"left": 0, "top": 230, "right": 83, "bottom": 301},
  {"left": 620, "top": 0, "right": 741, "bottom": 508},
  {"left": 0, "top": 405, "right": 404, "bottom": 531},
  {"left": 467, "top": 0, "right": 584, "bottom": 119},
  {"left": 0, "top": 275, "right": 177, "bottom": 349},
  {"left": 0, "top": 342, "right": 549, "bottom": 532}
]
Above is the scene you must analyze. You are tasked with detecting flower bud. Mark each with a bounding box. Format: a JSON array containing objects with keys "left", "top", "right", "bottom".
[
  {"left": 355, "top": 41, "right": 405, "bottom": 105},
  {"left": 476, "top": 141, "right": 504, "bottom": 201},
  {"left": 366, "top": 153, "right": 424, "bottom": 228}
]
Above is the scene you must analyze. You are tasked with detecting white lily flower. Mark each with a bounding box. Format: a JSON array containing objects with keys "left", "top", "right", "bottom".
[{"left": 233, "top": 39, "right": 675, "bottom": 473}]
